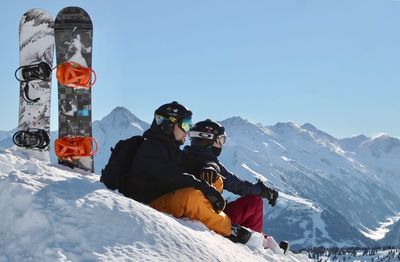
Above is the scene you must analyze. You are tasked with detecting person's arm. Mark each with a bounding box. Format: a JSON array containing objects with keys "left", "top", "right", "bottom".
[
  {"left": 220, "top": 163, "right": 262, "bottom": 196},
  {"left": 220, "top": 163, "right": 279, "bottom": 206}
]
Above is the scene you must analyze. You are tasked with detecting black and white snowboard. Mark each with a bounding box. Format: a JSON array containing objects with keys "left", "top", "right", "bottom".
[
  {"left": 54, "top": 7, "right": 95, "bottom": 172},
  {"left": 14, "top": 8, "right": 54, "bottom": 151}
]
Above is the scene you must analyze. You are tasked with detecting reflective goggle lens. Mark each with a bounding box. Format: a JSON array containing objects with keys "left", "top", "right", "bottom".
[
  {"left": 216, "top": 134, "right": 227, "bottom": 146},
  {"left": 180, "top": 118, "right": 193, "bottom": 132}
]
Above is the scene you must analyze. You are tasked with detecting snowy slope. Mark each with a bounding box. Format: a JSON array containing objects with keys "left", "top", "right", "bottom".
[
  {"left": 265, "top": 193, "right": 375, "bottom": 249},
  {"left": 0, "top": 148, "right": 310, "bottom": 262},
  {"left": 2, "top": 107, "right": 400, "bottom": 249}
]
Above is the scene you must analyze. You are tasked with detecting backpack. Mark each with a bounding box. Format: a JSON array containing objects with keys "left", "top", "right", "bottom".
[{"left": 100, "top": 135, "right": 144, "bottom": 197}]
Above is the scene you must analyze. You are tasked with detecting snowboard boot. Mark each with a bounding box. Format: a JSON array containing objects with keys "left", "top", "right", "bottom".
[
  {"left": 227, "top": 224, "right": 252, "bottom": 244},
  {"left": 263, "top": 236, "right": 285, "bottom": 254},
  {"left": 279, "top": 241, "right": 290, "bottom": 254}
]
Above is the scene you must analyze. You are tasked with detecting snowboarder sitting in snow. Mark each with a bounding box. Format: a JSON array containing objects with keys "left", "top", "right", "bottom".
[
  {"left": 127, "top": 101, "right": 251, "bottom": 243},
  {"left": 182, "top": 119, "right": 287, "bottom": 251}
]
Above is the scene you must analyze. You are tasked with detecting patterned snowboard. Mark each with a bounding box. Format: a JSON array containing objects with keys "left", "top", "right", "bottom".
[
  {"left": 16, "top": 8, "right": 54, "bottom": 151},
  {"left": 54, "top": 7, "right": 94, "bottom": 172}
]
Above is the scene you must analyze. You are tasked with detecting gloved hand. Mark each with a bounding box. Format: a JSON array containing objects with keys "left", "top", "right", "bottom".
[
  {"left": 197, "top": 162, "right": 221, "bottom": 184},
  {"left": 257, "top": 180, "right": 279, "bottom": 207},
  {"left": 197, "top": 180, "right": 226, "bottom": 213}
]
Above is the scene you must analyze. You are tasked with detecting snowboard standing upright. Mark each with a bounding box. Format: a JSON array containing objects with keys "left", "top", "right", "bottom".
[
  {"left": 14, "top": 9, "right": 54, "bottom": 151},
  {"left": 54, "top": 7, "right": 94, "bottom": 172}
]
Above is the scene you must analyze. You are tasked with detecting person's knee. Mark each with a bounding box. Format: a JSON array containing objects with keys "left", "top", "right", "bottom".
[
  {"left": 243, "top": 195, "right": 263, "bottom": 208},
  {"left": 150, "top": 188, "right": 205, "bottom": 217},
  {"left": 174, "top": 188, "right": 206, "bottom": 207},
  {"left": 175, "top": 187, "right": 203, "bottom": 199}
]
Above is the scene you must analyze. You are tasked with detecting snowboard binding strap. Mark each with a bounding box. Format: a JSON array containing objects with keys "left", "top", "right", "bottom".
[
  {"left": 12, "top": 129, "right": 50, "bottom": 150},
  {"left": 56, "top": 62, "right": 96, "bottom": 89},
  {"left": 22, "top": 82, "right": 40, "bottom": 103},
  {"left": 54, "top": 136, "right": 99, "bottom": 161},
  {"left": 15, "top": 62, "right": 52, "bottom": 82}
]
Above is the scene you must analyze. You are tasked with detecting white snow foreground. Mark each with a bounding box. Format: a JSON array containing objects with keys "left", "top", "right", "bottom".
[{"left": 0, "top": 148, "right": 310, "bottom": 262}]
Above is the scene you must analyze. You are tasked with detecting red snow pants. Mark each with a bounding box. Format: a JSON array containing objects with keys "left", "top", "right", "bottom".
[{"left": 224, "top": 195, "right": 264, "bottom": 233}]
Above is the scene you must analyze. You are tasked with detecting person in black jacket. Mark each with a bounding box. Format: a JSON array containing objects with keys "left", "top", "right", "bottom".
[
  {"left": 128, "top": 102, "right": 251, "bottom": 244},
  {"left": 183, "top": 119, "right": 279, "bottom": 239}
]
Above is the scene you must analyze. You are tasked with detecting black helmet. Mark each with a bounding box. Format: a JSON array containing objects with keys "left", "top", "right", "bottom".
[
  {"left": 189, "top": 119, "right": 227, "bottom": 147},
  {"left": 154, "top": 101, "right": 193, "bottom": 134}
]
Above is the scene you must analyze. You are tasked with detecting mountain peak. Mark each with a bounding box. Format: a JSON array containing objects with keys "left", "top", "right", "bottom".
[
  {"left": 270, "top": 121, "right": 303, "bottom": 133},
  {"left": 301, "top": 123, "right": 337, "bottom": 142},
  {"left": 339, "top": 135, "right": 369, "bottom": 151},
  {"left": 371, "top": 133, "right": 391, "bottom": 141},
  {"left": 100, "top": 106, "right": 144, "bottom": 127},
  {"left": 359, "top": 133, "right": 400, "bottom": 155},
  {"left": 109, "top": 106, "right": 137, "bottom": 119},
  {"left": 275, "top": 121, "right": 300, "bottom": 128},
  {"left": 221, "top": 116, "right": 258, "bottom": 130},
  {"left": 367, "top": 134, "right": 400, "bottom": 145},
  {"left": 351, "top": 134, "right": 368, "bottom": 140},
  {"left": 222, "top": 116, "right": 249, "bottom": 125},
  {"left": 95, "top": 106, "right": 150, "bottom": 136},
  {"left": 301, "top": 122, "right": 317, "bottom": 131}
]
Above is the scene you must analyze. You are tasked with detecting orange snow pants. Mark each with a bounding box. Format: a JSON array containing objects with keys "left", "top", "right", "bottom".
[{"left": 149, "top": 184, "right": 232, "bottom": 236}]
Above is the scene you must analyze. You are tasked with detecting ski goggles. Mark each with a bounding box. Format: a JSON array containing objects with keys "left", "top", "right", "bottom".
[
  {"left": 178, "top": 117, "right": 193, "bottom": 132},
  {"left": 214, "top": 134, "right": 227, "bottom": 147},
  {"left": 155, "top": 115, "right": 193, "bottom": 132},
  {"left": 188, "top": 131, "right": 227, "bottom": 147}
]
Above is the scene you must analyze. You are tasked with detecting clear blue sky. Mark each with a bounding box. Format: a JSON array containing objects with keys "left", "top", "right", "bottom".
[{"left": 1, "top": 0, "right": 399, "bottom": 138}]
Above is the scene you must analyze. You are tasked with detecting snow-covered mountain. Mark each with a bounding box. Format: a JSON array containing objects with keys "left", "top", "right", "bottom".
[
  {"left": 339, "top": 134, "right": 400, "bottom": 199},
  {"left": 0, "top": 130, "right": 9, "bottom": 140},
  {"left": 0, "top": 128, "right": 16, "bottom": 149},
  {"left": 0, "top": 147, "right": 309, "bottom": 261},
  {"left": 1, "top": 107, "right": 399, "bottom": 249},
  {"left": 91, "top": 107, "right": 149, "bottom": 172},
  {"left": 218, "top": 117, "right": 400, "bottom": 248}
]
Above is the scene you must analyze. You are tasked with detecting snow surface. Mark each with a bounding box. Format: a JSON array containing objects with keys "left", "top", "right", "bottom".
[
  {"left": 3, "top": 108, "right": 400, "bottom": 249},
  {"left": 0, "top": 147, "right": 310, "bottom": 261},
  {"left": 361, "top": 213, "right": 400, "bottom": 241}
]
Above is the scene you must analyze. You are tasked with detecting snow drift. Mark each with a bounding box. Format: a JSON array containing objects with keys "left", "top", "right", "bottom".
[{"left": 0, "top": 147, "right": 310, "bottom": 261}]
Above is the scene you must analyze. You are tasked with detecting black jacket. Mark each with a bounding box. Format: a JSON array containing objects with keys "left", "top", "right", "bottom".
[
  {"left": 128, "top": 123, "right": 203, "bottom": 203},
  {"left": 183, "top": 145, "right": 263, "bottom": 196}
]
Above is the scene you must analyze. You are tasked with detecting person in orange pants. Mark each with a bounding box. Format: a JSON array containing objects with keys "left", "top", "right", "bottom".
[{"left": 149, "top": 164, "right": 252, "bottom": 243}]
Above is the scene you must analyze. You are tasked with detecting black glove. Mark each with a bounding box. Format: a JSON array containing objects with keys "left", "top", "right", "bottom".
[
  {"left": 197, "top": 180, "right": 226, "bottom": 213},
  {"left": 197, "top": 162, "right": 221, "bottom": 184},
  {"left": 257, "top": 180, "right": 279, "bottom": 207}
]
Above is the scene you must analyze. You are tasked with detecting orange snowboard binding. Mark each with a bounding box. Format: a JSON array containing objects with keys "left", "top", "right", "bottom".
[
  {"left": 55, "top": 136, "right": 98, "bottom": 161},
  {"left": 56, "top": 62, "right": 96, "bottom": 89}
]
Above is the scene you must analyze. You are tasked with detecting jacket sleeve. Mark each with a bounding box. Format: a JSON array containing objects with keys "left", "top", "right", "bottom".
[{"left": 219, "top": 162, "right": 263, "bottom": 196}]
